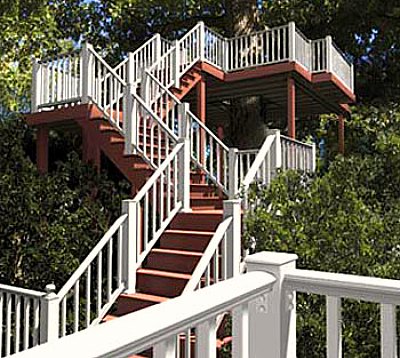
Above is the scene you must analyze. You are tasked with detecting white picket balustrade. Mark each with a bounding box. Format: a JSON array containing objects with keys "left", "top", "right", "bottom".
[
  {"left": 295, "top": 28, "right": 312, "bottom": 71},
  {"left": 312, "top": 38, "right": 327, "bottom": 72},
  {"left": 237, "top": 149, "right": 259, "bottom": 184},
  {"left": 56, "top": 214, "right": 127, "bottom": 338},
  {"left": 0, "top": 285, "right": 45, "bottom": 357},
  {"left": 32, "top": 50, "right": 81, "bottom": 111},
  {"left": 177, "top": 23, "right": 203, "bottom": 79},
  {"left": 14, "top": 271, "right": 276, "bottom": 358},
  {"left": 187, "top": 111, "right": 230, "bottom": 194},
  {"left": 281, "top": 135, "right": 315, "bottom": 172},
  {"left": 331, "top": 42, "right": 353, "bottom": 91},
  {"left": 204, "top": 27, "right": 226, "bottom": 69}
]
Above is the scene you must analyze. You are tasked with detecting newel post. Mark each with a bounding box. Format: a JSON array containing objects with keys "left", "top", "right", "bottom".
[
  {"left": 246, "top": 252, "right": 297, "bottom": 358},
  {"left": 223, "top": 199, "right": 241, "bottom": 278},
  {"left": 326, "top": 35, "right": 333, "bottom": 73},
  {"left": 267, "top": 129, "right": 282, "bottom": 179},
  {"left": 199, "top": 21, "right": 206, "bottom": 61},
  {"left": 178, "top": 102, "right": 191, "bottom": 212},
  {"left": 154, "top": 33, "right": 162, "bottom": 62},
  {"left": 288, "top": 22, "right": 296, "bottom": 62},
  {"left": 228, "top": 148, "right": 239, "bottom": 199},
  {"left": 122, "top": 199, "right": 139, "bottom": 293},
  {"left": 31, "top": 59, "right": 41, "bottom": 112},
  {"left": 40, "top": 284, "right": 59, "bottom": 344},
  {"left": 124, "top": 83, "right": 137, "bottom": 155},
  {"left": 173, "top": 40, "right": 181, "bottom": 88},
  {"left": 81, "top": 42, "right": 93, "bottom": 104}
]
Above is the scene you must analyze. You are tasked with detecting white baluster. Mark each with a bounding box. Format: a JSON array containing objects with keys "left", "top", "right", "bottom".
[
  {"left": 327, "top": 296, "right": 342, "bottom": 358},
  {"left": 233, "top": 303, "right": 249, "bottom": 358},
  {"left": 381, "top": 304, "right": 397, "bottom": 358},
  {"left": 196, "top": 318, "right": 217, "bottom": 358}
]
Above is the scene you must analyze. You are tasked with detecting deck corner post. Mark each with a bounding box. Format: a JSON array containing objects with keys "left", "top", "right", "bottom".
[
  {"left": 124, "top": 83, "right": 137, "bottom": 155},
  {"left": 173, "top": 40, "right": 181, "bottom": 88},
  {"left": 81, "top": 42, "right": 93, "bottom": 104},
  {"left": 246, "top": 252, "right": 298, "bottom": 358},
  {"left": 199, "top": 21, "right": 206, "bottom": 61},
  {"left": 31, "top": 58, "right": 41, "bottom": 112},
  {"left": 228, "top": 148, "right": 239, "bottom": 199},
  {"left": 223, "top": 199, "right": 241, "bottom": 278},
  {"left": 326, "top": 35, "right": 333, "bottom": 73},
  {"left": 288, "top": 22, "right": 296, "bottom": 62},
  {"left": 40, "top": 284, "right": 59, "bottom": 344},
  {"left": 122, "top": 200, "right": 139, "bottom": 293}
]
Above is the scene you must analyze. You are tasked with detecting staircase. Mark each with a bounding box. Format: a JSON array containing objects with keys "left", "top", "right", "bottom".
[{"left": 22, "top": 21, "right": 316, "bottom": 358}]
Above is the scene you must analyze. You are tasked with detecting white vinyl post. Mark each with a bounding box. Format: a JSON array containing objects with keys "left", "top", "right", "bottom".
[
  {"left": 178, "top": 102, "right": 191, "bottom": 211},
  {"left": 223, "top": 199, "right": 241, "bottom": 278},
  {"left": 381, "top": 304, "right": 397, "bottom": 358},
  {"left": 326, "top": 36, "right": 333, "bottom": 73},
  {"left": 81, "top": 42, "right": 93, "bottom": 104},
  {"left": 246, "top": 252, "right": 297, "bottom": 358},
  {"left": 39, "top": 284, "right": 59, "bottom": 344},
  {"left": 127, "top": 52, "right": 135, "bottom": 85},
  {"left": 228, "top": 148, "right": 239, "bottom": 199},
  {"left": 124, "top": 84, "right": 137, "bottom": 155},
  {"left": 122, "top": 200, "right": 139, "bottom": 293},
  {"left": 173, "top": 41, "right": 180, "bottom": 88},
  {"left": 199, "top": 21, "right": 206, "bottom": 61},
  {"left": 140, "top": 69, "right": 149, "bottom": 104},
  {"left": 288, "top": 22, "right": 296, "bottom": 62},
  {"left": 154, "top": 33, "right": 162, "bottom": 62},
  {"left": 311, "top": 142, "right": 317, "bottom": 172},
  {"left": 327, "top": 296, "right": 342, "bottom": 358},
  {"left": 267, "top": 129, "right": 282, "bottom": 178},
  {"left": 31, "top": 59, "right": 41, "bottom": 112},
  {"left": 350, "top": 63, "right": 355, "bottom": 92}
]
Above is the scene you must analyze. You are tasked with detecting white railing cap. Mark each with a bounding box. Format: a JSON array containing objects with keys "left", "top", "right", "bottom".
[
  {"left": 246, "top": 251, "right": 298, "bottom": 267},
  {"left": 16, "top": 271, "right": 276, "bottom": 358}
]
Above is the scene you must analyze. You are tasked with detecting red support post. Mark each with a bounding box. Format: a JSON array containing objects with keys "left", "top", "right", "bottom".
[
  {"left": 287, "top": 77, "right": 296, "bottom": 139},
  {"left": 36, "top": 126, "right": 49, "bottom": 174},
  {"left": 338, "top": 114, "right": 345, "bottom": 154}
]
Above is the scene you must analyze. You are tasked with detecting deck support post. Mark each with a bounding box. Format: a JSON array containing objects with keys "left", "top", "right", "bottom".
[
  {"left": 246, "top": 252, "right": 297, "bottom": 358},
  {"left": 197, "top": 75, "right": 207, "bottom": 169},
  {"left": 338, "top": 114, "right": 345, "bottom": 155},
  {"left": 287, "top": 77, "right": 296, "bottom": 139},
  {"left": 36, "top": 126, "right": 49, "bottom": 174},
  {"left": 223, "top": 199, "right": 241, "bottom": 279}
]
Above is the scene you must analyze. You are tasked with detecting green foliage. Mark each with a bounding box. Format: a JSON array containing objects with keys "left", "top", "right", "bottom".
[{"left": 0, "top": 116, "right": 129, "bottom": 291}]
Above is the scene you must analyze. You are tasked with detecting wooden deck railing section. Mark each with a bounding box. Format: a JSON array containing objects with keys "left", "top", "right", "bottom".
[{"left": 13, "top": 251, "right": 400, "bottom": 358}]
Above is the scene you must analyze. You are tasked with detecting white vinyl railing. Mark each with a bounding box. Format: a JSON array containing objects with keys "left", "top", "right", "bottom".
[
  {"left": 237, "top": 149, "right": 259, "bottom": 184},
  {"left": 14, "top": 269, "right": 276, "bottom": 358},
  {"left": 122, "top": 141, "right": 190, "bottom": 286},
  {"left": 55, "top": 214, "right": 127, "bottom": 338},
  {"left": 204, "top": 27, "right": 226, "bottom": 69},
  {"left": 0, "top": 285, "right": 45, "bottom": 357},
  {"left": 183, "top": 217, "right": 232, "bottom": 293},
  {"left": 295, "top": 28, "right": 312, "bottom": 71},
  {"left": 281, "top": 135, "right": 316, "bottom": 172}
]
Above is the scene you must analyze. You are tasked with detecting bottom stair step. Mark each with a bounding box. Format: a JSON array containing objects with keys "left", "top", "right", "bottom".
[{"left": 113, "top": 292, "right": 169, "bottom": 317}]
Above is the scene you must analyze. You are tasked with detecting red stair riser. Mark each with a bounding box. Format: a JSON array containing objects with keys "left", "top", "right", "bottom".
[{"left": 136, "top": 272, "right": 188, "bottom": 298}]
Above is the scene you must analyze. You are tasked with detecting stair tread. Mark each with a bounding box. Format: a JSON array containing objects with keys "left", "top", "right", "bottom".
[
  {"left": 151, "top": 248, "right": 203, "bottom": 257},
  {"left": 164, "top": 229, "right": 215, "bottom": 236},
  {"left": 120, "top": 292, "right": 169, "bottom": 303},
  {"left": 137, "top": 268, "right": 191, "bottom": 280}
]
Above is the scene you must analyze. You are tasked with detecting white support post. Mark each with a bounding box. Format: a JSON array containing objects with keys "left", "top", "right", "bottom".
[
  {"left": 31, "top": 59, "right": 41, "bottom": 112},
  {"left": 199, "top": 21, "right": 206, "bottom": 61},
  {"left": 127, "top": 52, "right": 135, "bottom": 85},
  {"left": 267, "top": 129, "right": 282, "bottom": 178},
  {"left": 288, "top": 22, "right": 296, "bottom": 62},
  {"left": 154, "top": 336, "right": 177, "bottom": 358},
  {"left": 381, "top": 304, "right": 398, "bottom": 358},
  {"left": 232, "top": 303, "right": 249, "bottom": 358},
  {"left": 81, "top": 42, "right": 93, "bottom": 104},
  {"left": 326, "top": 35, "right": 333, "bottom": 73},
  {"left": 196, "top": 318, "right": 217, "bottom": 358},
  {"left": 154, "top": 33, "right": 162, "bottom": 62},
  {"left": 228, "top": 148, "right": 239, "bottom": 199},
  {"left": 350, "top": 63, "right": 355, "bottom": 92},
  {"left": 223, "top": 199, "right": 241, "bottom": 278},
  {"left": 327, "top": 296, "right": 342, "bottom": 358},
  {"left": 122, "top": 200, "right": 139, "bottom": 293},
  {"left": 39, "top": 284, "right": 59, "bottom": 344},
  {"left": 311, "top": 142, "right": 317, "bottom": 172},
  {"left": 173, "top": 41, "right": 180, "bottom": 88},
  {"left": 178, "top": 137, "right": 191, "bottom": 212},
  {"left": 224, "top": 39, "right": 229, "bottom": 72},
  {"left": 124, "top": 84, "right": 137, "bottom": 155},
  {"left": 140, "top": 69, "right": 149, "bottom": 104},
  {"left": 246, "top": 252, "right": 297, "bottom": 358}
]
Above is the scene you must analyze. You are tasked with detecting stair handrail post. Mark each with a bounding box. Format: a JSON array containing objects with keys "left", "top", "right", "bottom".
[
  {"left": 266, "top": 129, "right": 282, "bottom": 178},
  {"left": 81, "top": 42, "right": 94, "bottom": 104},
  {"left": 311, "top": 142, "right": 317, "bottom": 172},
  {"left": 124, "top": 83, "right": 137, "bottom": 155},
  {"left": 177, "top": 103, "right": 191, "bottom": 212},
  {"left": 31, "top": 58, "right": 41, "bottom": 112},
  {"left": 127, "top": 52, "right": 135, "bottom": 85},
  {"left": 39, "top": 284, "right": 59, "bottom": 344},
  {"left": 223, "top": 199, "right": 241, "bottom": 278},
  {"left": 122, "top": 199, "right": 139, "bottom": 293},
  {"left": 326, "top": 35, "right": 333, "bottom": 73},
  {"left": 140, "top": 69, "right": 150, "bottom": 104},
  {"left": 154, "top": 33, "right": 162, "bottom": 62},
  {"left": 199, "top": 21, "right": 206, "bottom": 61},
  {"left": 173, "top": 40, "right": 181, "bottom": 88},
  {"left": 288, "top": 22, "right": 296, "bottom": 62},
  {"left": 228, "top": 147, "right": 239, "bottom": 199},
  {"left": 224, "top": 38, "right": 230, "bottom": 72},
  {"left": 245, "top": 252, "right": 298, "bottom": 358}
]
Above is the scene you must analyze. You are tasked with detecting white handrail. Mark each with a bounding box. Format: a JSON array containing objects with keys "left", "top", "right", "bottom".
[
  {"left": 14, "top": 272, "right": 276, "bottom": 358},
  {"left": 0, "top": 284, "right": 45, "bottom": 298},
  {"left": 183, "top": 217, "right": 232, "bottom": 293},
  {"left": 57, "top": 214, "right": 127, "bottom": 299}
]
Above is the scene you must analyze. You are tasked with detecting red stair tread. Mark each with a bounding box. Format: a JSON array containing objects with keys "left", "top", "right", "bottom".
[
  {"left": 151, "top": 248, "right": 203, "bottom": 257},
  {"left": 137, "top": 268, "right": 192, "bottom": 280},
  {"left": 164, "top": 229, "right": 215, "bottom": 236},
  {"left": 120, "top": 292, "right": 169, "bottom": 304}
]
